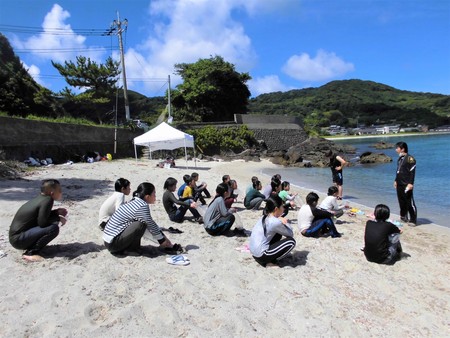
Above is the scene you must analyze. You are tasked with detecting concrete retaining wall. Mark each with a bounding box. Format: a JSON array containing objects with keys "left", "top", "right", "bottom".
[
  {"left": 0, "top": 117, "right": 140, "bottom": 163},
  {"left": 0, "top": 114, "right": 308, "bottom": 161}
]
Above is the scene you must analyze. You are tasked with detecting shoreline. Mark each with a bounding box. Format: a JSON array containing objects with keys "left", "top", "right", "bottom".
[
  {"left": 324, "top": 131, "right": 450, "bottom": 141},
  {"left": 256, "top": 160, "right": 447, "bottom": 230},
  {"left": 0, "top": 158, "right": 449, "bottom": 336}
]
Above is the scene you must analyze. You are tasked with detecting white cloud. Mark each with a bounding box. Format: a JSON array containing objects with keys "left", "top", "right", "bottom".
[
  {"left": 21, "top": 61, "right": 45, "bottom": 86},
  {"left": 282, "top": 49, "right": 355, "bottom": 82},
  {"left": 125, "top": 0, "right": 259, "bottom": 93},
  {"left": 13, "top": 4, "right": 104, "bottom": 63},
  {"left": 248, "top": 75, "right": 291, "bottom": 96}
]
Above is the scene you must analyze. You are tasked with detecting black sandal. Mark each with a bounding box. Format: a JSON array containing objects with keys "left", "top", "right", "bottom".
[{"left": 168, "top": 227, "right": 183, "bottom": 234}]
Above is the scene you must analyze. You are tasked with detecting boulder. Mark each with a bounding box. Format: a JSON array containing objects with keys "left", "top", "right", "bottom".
[
  {"left": 359, "top": 151, "right": 392, "bottom": 164},
  {"left": 371, "top": 141, "right": 394, "bottom": 149},
  {"left": 270, "top": 137, "right": 356, "bottom": 167}
]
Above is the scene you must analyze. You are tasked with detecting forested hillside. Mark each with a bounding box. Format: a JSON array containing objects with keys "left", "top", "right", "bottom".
[
  {"left": 0, "top": 34, "right": 60, "bottom": 117},
  {"left": 248, "top": 80, "right": 449, "bottom": 128},
  {"left": 2, "top": 31, "right": 449, "bottom": 129},
  {"left": 0, "top": 33, "right": 165, "bottom": 125}
]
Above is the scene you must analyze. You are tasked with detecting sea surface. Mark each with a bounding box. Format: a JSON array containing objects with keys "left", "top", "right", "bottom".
[{"left": 262, "top": 133, "right": 450, "bottom": 228}]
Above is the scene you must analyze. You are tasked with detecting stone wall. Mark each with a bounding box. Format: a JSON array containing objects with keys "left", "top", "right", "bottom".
[
  {"left": 178, "top": 114, "right": 308, "bottom": 151},
  {"left": 235, "top": 114, "right": 307, "bottom": 151},
  {"left": 0, "top": 117, "right": 140, "bottom": 163},
  {"left": 249, "top": 128, "right": 308, "bottom": 151}
]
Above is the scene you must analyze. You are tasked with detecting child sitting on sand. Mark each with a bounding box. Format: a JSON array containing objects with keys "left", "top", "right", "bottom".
[
  {"left": 297, "top": 192, "right": 342, "bottom": 238},
  {"left": 9, "top": 179, "right": 68, "bottom": 262},
  {"left": 278, "top": 181, "right": 298, "bottom": 217},
  {"left": 244, "top": 180, "right": 266, "bottom": 210},
  {"left": 203, "top": 183, "right": 237, "bottom": 236},
  {"left": 363, "top": 204, "right": 403, "bottom": 265},
  {"left": 103, "top": 182, "right": 178, "bottom": 256},
  {"left": 162, "top": 177, "right": 203, "bottom": 224},
  {"left": 177, "top": 174, "right": 191, "bottom": 199},
  {"left": 318, "top": 186, "right": 345, "bottom": 219},
  {"left": 191, "top": 172, "right": 210, "bottom": 200},
  {"left": 224, "top": 179, "right": 239, "bottom": 209},
  {"left": 98, "top": 178, "right": 131, "bottom": 230},
  {"left": 249, "top": 195, "right": 296, "bottom": 267}
]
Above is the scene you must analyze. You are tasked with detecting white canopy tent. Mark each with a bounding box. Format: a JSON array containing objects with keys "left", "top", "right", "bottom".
[{"left": 133, "top": 122, "right": 196, "bottom": 167}]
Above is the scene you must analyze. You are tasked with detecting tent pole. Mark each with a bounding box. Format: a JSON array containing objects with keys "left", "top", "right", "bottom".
[
  {"left": 134, "top": 144, "right": 138, "bottom": 163},
  {"left": 193, "top": 142, "right": 197, "bottom": 168},
  {"left": 184, "top": 138, "right": 188, "bottom": 169}
]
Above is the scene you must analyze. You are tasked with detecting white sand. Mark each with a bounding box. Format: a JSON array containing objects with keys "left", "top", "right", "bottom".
[{"left": 0, "top": 158, "right": 449, "bottom": 337}]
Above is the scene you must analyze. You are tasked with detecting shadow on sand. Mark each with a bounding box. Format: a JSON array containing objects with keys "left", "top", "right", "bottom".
[
  {"left": 279, "top": 250, "right": 309, "bottom": 268},
  {"left": 40, "top": 241, "right": 105, "bottom": 260},
  {"left": 0, "top": 177, "right": 113, "bottom": 202}
]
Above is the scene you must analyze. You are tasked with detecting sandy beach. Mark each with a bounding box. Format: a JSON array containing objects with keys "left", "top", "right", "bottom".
[{"left": 0, "top": 158, "right": 449, "bottom": 337}]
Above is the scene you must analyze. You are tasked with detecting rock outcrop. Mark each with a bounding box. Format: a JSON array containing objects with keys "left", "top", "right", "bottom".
[
  {"left": 269, "top": 137, "right": 356, "bottom": 167},
  {"left": 359, "top": 151, "right": 392, "bottom": 164},
  {"left": 370, "top": 141, "right": 394, "bottom": 149}
]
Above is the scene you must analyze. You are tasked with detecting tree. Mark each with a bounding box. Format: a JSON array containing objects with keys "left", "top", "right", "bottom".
[
  {"left": 0, "top": 33, "right": 60, "bottom": 117},
  {"left": 171, "top": 55, "right": 251, "bottom": 122},
  {"left": 52, "top": 56, "right": 121, "bottom": 123},
  {"left": 52, "top": 56, "right": 120, "bottom": 94}
]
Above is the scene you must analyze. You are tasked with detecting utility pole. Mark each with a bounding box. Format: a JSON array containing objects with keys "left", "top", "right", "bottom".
[
  {"left": 111, "top": 12, "right": 131, "bottom": 121},
  {"left": 167, "top": 75, "right": 173, "bottom": 124}
]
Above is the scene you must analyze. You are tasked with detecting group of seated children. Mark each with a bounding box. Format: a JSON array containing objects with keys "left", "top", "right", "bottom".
[{"left": 9, "top": 173, "right": 402, "bottom": 267}]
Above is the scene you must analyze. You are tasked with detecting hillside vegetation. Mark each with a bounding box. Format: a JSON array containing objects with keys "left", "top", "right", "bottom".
[
  {"left": 1, "top": 32, "right": 449, "bottom": 130},
  {"left": 248, "top": 80, "right": 449, "bottom": 129}
]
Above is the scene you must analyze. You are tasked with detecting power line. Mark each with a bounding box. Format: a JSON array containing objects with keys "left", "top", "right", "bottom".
[
  {"left": 0, "top": 24, "right": 110, "bottom": 36},
  {"left": 14, "top": 46, "right": 118, "bottom": 54}
]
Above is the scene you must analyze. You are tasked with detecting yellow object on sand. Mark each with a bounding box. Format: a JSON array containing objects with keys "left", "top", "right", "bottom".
[{"left": 106, "top": 153, "right": 112, "bottom": 161}]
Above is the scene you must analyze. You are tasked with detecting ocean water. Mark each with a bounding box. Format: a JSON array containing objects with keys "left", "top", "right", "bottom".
[{"left": 262, "top": 133, "right": 450, "bottom": 228}]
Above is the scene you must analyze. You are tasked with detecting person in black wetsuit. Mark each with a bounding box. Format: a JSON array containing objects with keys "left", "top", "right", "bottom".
[
  {"left": 325, "top": 150, "right": 347, "bottom": 200},
  {"left": 394, "top": 141, "right": 417, "bottom": 226},
  {"left": 9, "top": 179, "right": 68, "bottom": 262}
]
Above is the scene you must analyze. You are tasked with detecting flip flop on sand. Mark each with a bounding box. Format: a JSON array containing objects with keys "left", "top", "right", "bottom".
[
  {"left": 235, "top": 244, "right": 250, "bottom": 253},
  {"left": 168, "top": 227, "right": 183, "bottom": 234},
  {"left": 166, "top": 254, "right": 190, "bottom": 266}
]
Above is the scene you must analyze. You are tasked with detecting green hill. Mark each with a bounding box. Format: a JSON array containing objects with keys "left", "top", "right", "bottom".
[
  {"left": 0, "top": 33, "right": 165, "bottom": 124},
  {"left": 248, "top": 80, "right": 449, "bottom": 129},
  {"left": 2, "top": 30, "right": 449, "bottom": 129}
]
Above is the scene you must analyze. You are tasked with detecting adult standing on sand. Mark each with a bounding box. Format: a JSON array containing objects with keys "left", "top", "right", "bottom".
[
  {"left": 394, "top": 141, "right": 417, "bottom": 226},
  {"left": 326, "top": 150, "right": 347, "bottom": 200}
]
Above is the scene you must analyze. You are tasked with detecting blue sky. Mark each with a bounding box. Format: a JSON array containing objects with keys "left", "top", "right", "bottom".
[{"left": 1, "top": 0, "right": 449, "bottom": 97}]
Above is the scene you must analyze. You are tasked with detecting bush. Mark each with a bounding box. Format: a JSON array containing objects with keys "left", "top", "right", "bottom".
[{"left": 187, "top": 125, "right": 256, "bottom": 155}]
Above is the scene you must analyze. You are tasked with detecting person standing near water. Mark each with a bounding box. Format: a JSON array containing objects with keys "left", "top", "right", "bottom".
[
  {"left": 325, "top": 150, "right": 346, "bottom": 200},
  {"left": 394, "top": 141, "right": 417, "bottom": 226}
]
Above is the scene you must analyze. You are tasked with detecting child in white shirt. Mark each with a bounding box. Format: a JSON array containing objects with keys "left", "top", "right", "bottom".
[
  {"left": 319, "top": 186, "right": 345, "bottom": 218},
  {"left": 98, "top": 178, "right": 131, "bottom": 230}
]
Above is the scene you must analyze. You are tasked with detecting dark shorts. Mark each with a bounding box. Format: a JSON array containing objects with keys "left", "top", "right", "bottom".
[{"left": 332, "top": 171, "right": 343, "bottom": 185}]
